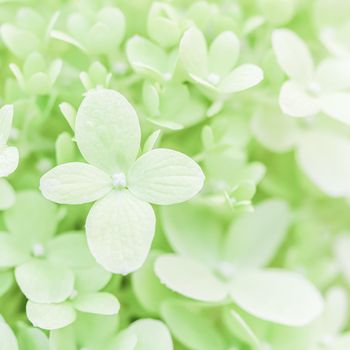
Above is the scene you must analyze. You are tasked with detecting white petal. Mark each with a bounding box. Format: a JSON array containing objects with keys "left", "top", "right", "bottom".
[
  {"left": 0, "top": 179, "right": 15, "bottom": 210},
  {"left": 0, "top": 146, "right": 19, "bottom": 177},
  {"left": 218, "top": 64, "right": 263, "bottom": 94},
  {"left": 40, "top": 162, "right": 112, "bottom": 204},
  {"left": 15, "top": 260, "right": 75, "bottom": 303},
  {"left": 316, "top": 59, "right": 350, "bottom": 91},
  {"left": 86, "top": 190, "right": 155, "bottom": 274},
  {"left": 0, "top": 233, "right": 29, "bottom": 268},
  {"left": 320, "top": 93, "right": 350, "bottom": 125},
  {"left": 0, "top": 105, "right": 13, "bottom": 145},
  {"left": 224, "top": 199, "right": 290, "bottom": 268},
  {"left": 75, "top": 88, "right": 141, "bottom": 173},
  {"left": 209, "top": 31, "right": 240, "bottom": 77},
  {"left": 127, "top": 319, "right": 173, "bottom": 350},
  {"left": 73, "top": 292, "right": 120, "bottom": 315},
  {"left": 179, "top": 27, "right": 208, "bottom": 79},
  {"left": 272, "top": 29, "right": 314, "bottom": 84},
  {"left": 279, "top": 80, "right": 320, "bottom": 117},
  {"left": 0, "top": 316, "right": 18, "bottom": 350},
  {"left": 230, "top": 269, "right": 324, "bottom": 326},
  {"left": 154, "top": 254, "right": 227, "bottom": 302},
  {"left": 26, "top": 301, "right": 76, "bottom": 330},
  {"left": 128, "top": 148, "right": 204, "bottom": 205},
  {"left": 296, "top": 131, "right": 350, "bottom": 197}
]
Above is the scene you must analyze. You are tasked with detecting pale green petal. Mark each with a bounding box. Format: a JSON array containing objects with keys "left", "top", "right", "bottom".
[
  {"left": 0, "top": 233, "right": 29, "bottom": 268},
  {"left": 0, "top": 316, "right": 18, "bottom": 350},
  {"left": 15, "top": 260, "right": 75, "bottom": 303},
  {"left": 320, "top": 93, "right": 350, "bottom": 125},
  {"left": 75, "top": 89, "right": 141, "bottom": 173},
  {"left": 335, "top": 235, "right": 350, "bottom": 283},
  {"left": 74, "top": 266, "right": 112, "bottom": 293},
  {"left": 55, "top": 132, "right": 76, "bottom": 164},
  {"left": 330, "top": 333, "right": 350, "bottom": 350},
  {"left": 128, "top": 319, "right": 173, "bottom": 350},
  {"left": 126, "top": 36, "right": 170, "bottom": 81},
  {"left": 143, "top": 129, "right": 161, "bottom": 153},
  {"left": 272, "top": 29, "right": 314, "bottom": 84},
  {"left": 26, "top": 301, "right": 76, "bottom": 330},
  {"left": 128, "top": 149, "right": 205, "bottom": 205},
  {"left": 222, "top": 309, "right": 261, "bottom": 349},
  {"left": 218, "top": 64, "right": 263, "bottom": 94},
  {"left": 40, "top": 162, "right": 112, "bottom": 204},
  {"left": 316, "top": 59, "right": 350, "bottom": 91},
  {"left": 0, "top": 105, "right": 13, "bottom": 146},
  {"left": 161, "top": 300, "right": 225, "bottom": 350},
  {"left": 224, "top": 199, "right": 290, "bottom": 268},
  {"left": 251, "top": 110, "right": 299, "bottom": 152},
  {"left": 4, "top": 190, "right": 58, "bottom": 243},
  {"left": 180, "top": 27, "right": 208, "bottom": 79},
  {"left": 73, "top": 292, "right": 120, "bottom": 315},
  {"left": 0, "top": 179, "right": 15, "bottom": 210},
  {"left": 131, "top": 251, "right": 175, "bottom": 315},
  {"left": 230, "top": 269, "right": 324, "bottom": 326},
  {"left": 86, "top": 190, "right": 155, "bottom": 274},
  {"left": 296, "top": 131, "right": 350, "bottom": 197},
  {"left": 279, "top": 80, "right": 320, "bottom": 117},
  {"left": 0, "top": 271, "right": 13, "bottom": 297},
  {"left": 49, "top": 326, "right": 76, "bottom": 350},
  {"left": 155, "top": 254, "right": 227, "bottom": 302},
  {"left": 209, "top": 31, "right": 240, "bottom": 77},
  {"left": 47, "top": 232, "right": 96, "bottom": 269},
  {"left": 108, "top": 330, "right": 137, "bottom": 350},
  {"left": 0, "top": 146, "right": 19, "bottom": 177},
  {"left": 160, "top": 203, "right": 223, "bottom": 266},
  {"left": 1, "top": 24, "right": 40, "bottom": 58},
  {"left": 17, "top": 325, "right": 49, "bottom": 350}
]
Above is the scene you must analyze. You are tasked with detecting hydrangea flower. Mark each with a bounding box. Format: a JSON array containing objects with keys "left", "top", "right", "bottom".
[
  {"left": 155, "top": 200, "right": 324, "bottom": 326},
  {"left": 40, "top": 88, "right": 205, "bottom": 274},
  {"left": 179, "top": 27, "right": 264, "bottom": 99},
  {"left": 0, "top": 191, "right": 110, "bottom": 305},
  {"left": 272, "top": 29, "right": 350, "bottom": 123}
]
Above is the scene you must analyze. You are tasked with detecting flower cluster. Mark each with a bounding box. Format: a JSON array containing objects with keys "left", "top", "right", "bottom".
[{"left": 1, "top": 0, "right": 350, "bottom": 349}]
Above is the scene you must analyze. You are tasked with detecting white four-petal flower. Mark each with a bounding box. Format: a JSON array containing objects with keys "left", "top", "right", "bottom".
[
  {"left": 272, "top": 29, "right": 350, "bottom": 124},
  {"left": 40, "top": 88, "right": 205, "bottom": 275}
]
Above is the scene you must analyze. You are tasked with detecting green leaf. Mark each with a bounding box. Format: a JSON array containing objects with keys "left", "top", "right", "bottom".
[
  {"left": 229, "top": 269, "right": 324, "bottom": 326},
  {"left": 155, "top": 254, "right": 227, "bottom": 302},
  {"left": 128, "top": 149, "right": 205, "bottom": 205},
  {"left": 224, "top": 199, "right": 290, "bottom": 268},
  {"left": 26, "top": 301, "right": 76, "bottom": 330},
  {"left": 75, "top": 89, "right": 141, "bottom": 173},
  {"left": 86, "top": 190, "right": 155, "bottom": 274},
  {"left": 40, "top": 162, "right": 112, "bottom": 204},
  {"left": 0, "top": 316, "right": 18, "bottom": 350},
  {"left": 161, "top": 300, "right": 225, "bottom": 350},
  {"left": 128, "top": 319, "right": 173, "bottom": 350},
  {"left": 15, "top": 259, "right": 75, "bottom": 303},
  {"left": 0, "top": 179, "right": 15, "bottom": 210},
  {"left": 4, "top": 190, "right": 58, "bottom": 244},
  {"left": 73, "top": 292, "right": 120, "bottom": 315}
]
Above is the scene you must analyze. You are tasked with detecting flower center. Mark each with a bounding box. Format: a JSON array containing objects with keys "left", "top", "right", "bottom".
[
  {"left": 112, "top": 172, "right": 127, "bottom": 189},
  {"left": 307, "top": 82, "right": 321, "bottom": 96},
  {"left": 163, "top": 72, "right": 172, "bottom": 81},
  {"left": 32, "top": 243, "right": 45, "bottom": 257},
  {"left": 207, "top": 73, "right": 221, "bottom": 85},
  {"left": 216, "top": 261, "right": 236, "bottom": 280}
]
